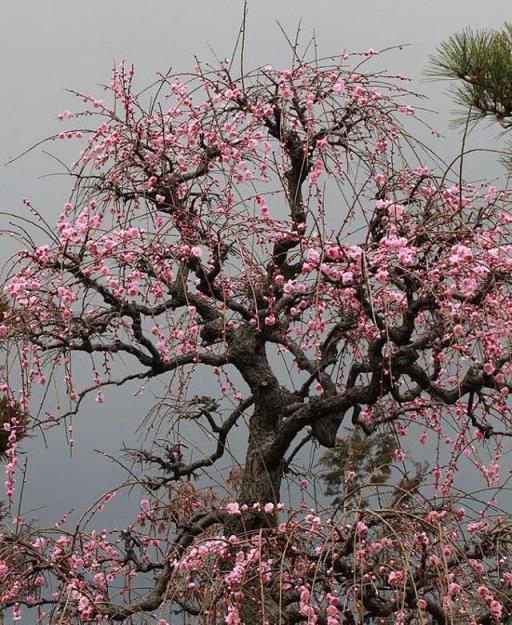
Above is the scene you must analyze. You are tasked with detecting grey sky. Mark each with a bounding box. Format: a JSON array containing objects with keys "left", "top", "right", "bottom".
[{"left": 1, "top": 0, "right": 512, "bottom": 527}]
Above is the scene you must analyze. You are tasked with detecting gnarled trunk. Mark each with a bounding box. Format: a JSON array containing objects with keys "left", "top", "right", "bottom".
[
  {"left": 227, "top": 324, "right": 287, "bottom": 515},
  {"left": 238, "top": 407, "right": 285, "bottom": 507}
]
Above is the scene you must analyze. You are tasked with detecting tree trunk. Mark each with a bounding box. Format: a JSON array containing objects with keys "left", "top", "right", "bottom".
[
  {"left": 227, "top": 324, "right": 287, "bottom": 520},
  {"left": 238, "top": 409, "right": 284, "bottom": 506}
]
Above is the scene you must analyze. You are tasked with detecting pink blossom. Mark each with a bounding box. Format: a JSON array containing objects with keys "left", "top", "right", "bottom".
[
  {"left": 226, "top": 606, "right": 241, "bottom": 625},
  {"left": 226, "top": 502, "right": 241, "bottom": 516},
  {"left": 307, "top": 249, "right": 320, "bottom": 264},
  {"left": 139, "top": 499, "right": 151, "bottom": 512},
  {"left": 490, "top": 600, "right": 503, "bottom": 618},
  {"left": 333, "top": 80, "right": 346, "bottom": 94},
  {"left": 375, "top": 269, "right": 388, "bottom": 282},
  {"left": 388, "top": 570, "right": 405, "bottom": 586},
  {"left": 483, "top": 362, "right": 495, "bottom": 375},
  {"left": 448, "top": 582, "right": 461, "bottom": 595}
]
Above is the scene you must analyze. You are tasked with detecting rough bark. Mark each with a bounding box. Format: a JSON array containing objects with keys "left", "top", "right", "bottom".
[{"left": 227, "top": 324, "right": 288, "bottom": 518}]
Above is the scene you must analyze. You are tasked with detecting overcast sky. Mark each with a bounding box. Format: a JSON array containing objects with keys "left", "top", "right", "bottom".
[{"left": 1, "top": 0, "right": 512, "bottom": 527}]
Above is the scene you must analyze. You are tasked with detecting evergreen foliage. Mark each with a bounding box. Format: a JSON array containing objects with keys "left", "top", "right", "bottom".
[{"left": 428, "top": 22, "right": 512, "bottom": 129}]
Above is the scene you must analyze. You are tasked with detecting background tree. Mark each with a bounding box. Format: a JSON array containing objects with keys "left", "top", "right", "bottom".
[
  {"left": 1, "top": 44, "right": 512, "bottom": 625},
  {"left": 319, "top": 425, "right": 396, "bottom": 506},
  {"left": 427, "top": 22, "right": 512, "bottom": 132}
]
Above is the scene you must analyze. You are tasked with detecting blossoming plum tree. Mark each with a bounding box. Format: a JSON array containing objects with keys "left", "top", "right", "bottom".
[{"left": 1, "top": 47, "right": 512, "bottom": 625}]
